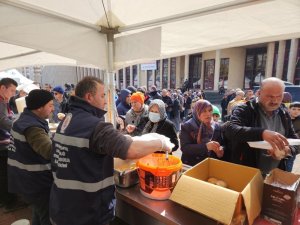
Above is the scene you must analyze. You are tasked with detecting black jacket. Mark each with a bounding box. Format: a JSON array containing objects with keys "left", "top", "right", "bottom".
[
  {"left": 142, "top": 118, "right": 179, "bottom": 153},
  {"left": 180, "top": 118, "right": 226, "bottom": 166},
  {"left": 149, "top": 91, "right": 162, "bottom": 100},
  {"left": 225, "top": 99, "right": 298, "bottom": 170},
  {"left": 183, "top": 96, "right": 192, "bottom": 109},
  {"left": 162, "top": 95, "right": 173, "bottom": 112}
]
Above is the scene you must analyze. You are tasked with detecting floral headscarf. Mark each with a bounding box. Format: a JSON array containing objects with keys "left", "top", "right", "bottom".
[{"left": 192, "top": 99, "right": 214, "bottom": 144}]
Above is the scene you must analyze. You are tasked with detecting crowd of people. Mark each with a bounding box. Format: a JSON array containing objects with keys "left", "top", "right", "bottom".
[
  {"left": 0, "top": 76, "right": 299, "bottom": 225},
  {"left": 115, "top": 78, "right": 299, "bottom": 175}
]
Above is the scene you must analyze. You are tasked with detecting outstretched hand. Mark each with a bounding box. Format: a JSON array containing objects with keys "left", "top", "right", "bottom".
[
  {"left": 262, "top": 130, "right": 288, "bottom": 152},
  {"left": 116, "top": 117, "right": 125, "bottom": 130},
  {"left": 126, "top": 124, "right": 136, "bottom": 133},
  {"left": 267, "top": 145, "right": 291, "bottom": 160},
  {"left": 206, "top": 141, "right": 224, "bottom": 158},
  {"left": 139, "top": 133, "right": 174, "bottom": 153},
  {"left": 160, "top": 135, "right": 175, "bottom": 153}
]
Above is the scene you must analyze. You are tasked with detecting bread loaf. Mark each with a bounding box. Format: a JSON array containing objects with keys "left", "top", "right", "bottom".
[
  {"left": 207, "top": 177, "right": 228, "bottom": 188},
  {"left": 216, "top": 180, "right": 228, "bottom": 188},
  {"left": 57, "top": 113, "right": 65, "bottom": 120},
  {"left": 207, "top": 177, "right": 218, "bottom": 185}
]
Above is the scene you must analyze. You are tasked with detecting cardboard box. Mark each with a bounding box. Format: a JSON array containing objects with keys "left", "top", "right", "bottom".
[
  {"left": 169, "top": 158, "right": 263, "bottom": 225},
  {"left": 262, "top": 168, "right": 300, "bottom": 225}
]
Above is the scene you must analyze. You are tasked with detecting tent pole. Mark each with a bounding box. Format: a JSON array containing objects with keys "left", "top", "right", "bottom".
[{"left": 106, "top": 32, "right": 117, "bottom": 126}]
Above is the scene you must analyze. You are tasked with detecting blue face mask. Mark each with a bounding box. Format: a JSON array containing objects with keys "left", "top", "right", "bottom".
[{"left": 149, "top": 112, "right": 161, "bottom": 123}]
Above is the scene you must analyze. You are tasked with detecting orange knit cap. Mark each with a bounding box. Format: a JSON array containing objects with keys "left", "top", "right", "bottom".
[{"left": 130, "top": 91, "right": 144, "bottom": 104}]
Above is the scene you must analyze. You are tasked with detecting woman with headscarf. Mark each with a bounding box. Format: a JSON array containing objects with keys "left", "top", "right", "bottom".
[
  {"left": 125, "top": 92, "right": 148, "bottom": 136},
  {"left": 142, "top": 99, "right": 179, "bottom": 153},
  {"left": 180, "top": 99, "right": 225, "bottom": 166}
]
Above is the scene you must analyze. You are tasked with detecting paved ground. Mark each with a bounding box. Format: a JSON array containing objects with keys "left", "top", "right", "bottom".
[
  {"left": 0, "top": 206, "right": 31, "bottom": 225},
  {"left": 1, "top": 151, "right": 300, "bottom": 225}
]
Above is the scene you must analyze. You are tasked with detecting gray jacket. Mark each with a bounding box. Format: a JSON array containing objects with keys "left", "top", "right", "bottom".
[{"left": 0, "top": 98, "right": 14, "bottom": 150}]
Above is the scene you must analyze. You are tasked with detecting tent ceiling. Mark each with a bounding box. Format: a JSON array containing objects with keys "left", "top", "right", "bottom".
[
  {"left": 0, "top": 42, "right": 76, "bottom": 69},
  {"left": 0, "top": 0, "right": 299, "bottom": 71}
]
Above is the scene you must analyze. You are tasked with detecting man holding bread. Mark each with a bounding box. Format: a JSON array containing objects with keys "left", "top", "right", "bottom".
[
  {"left": 225, "top": 77, "right": 298, "bottom": 176},
  {"left": 49, "top": 76, "right": 173, "bottom": 225}
]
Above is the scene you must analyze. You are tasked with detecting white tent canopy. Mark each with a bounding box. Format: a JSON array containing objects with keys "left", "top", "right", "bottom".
[
  {"left": 0, "top": 0, "right": 299, "bottom": 123},
  {"left": 0, "top": 68, "right": 33, "bottom": 85},
  {"left": 0, "top": 42, "right": 77, "bottom": 70},
  {"left": 0, "top": 0, "right": 299, "bottom": 71}
]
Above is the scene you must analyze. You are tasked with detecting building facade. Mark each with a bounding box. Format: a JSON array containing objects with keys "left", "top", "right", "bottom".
[
  {"left": 116, "top": 38, "right": 300, "bottom": 91},
  {"left": 18, "top": 39, "right": 299, "bottom": 91}
]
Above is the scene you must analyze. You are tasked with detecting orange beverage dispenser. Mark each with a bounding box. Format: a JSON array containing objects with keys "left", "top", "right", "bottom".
[{"left": 137, "top": 153, "right": 182, "bottom": 200}]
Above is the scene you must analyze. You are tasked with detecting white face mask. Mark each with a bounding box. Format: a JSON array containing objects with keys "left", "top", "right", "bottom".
[{"left": 149, "top": 112, "right": 161, "bottom": 123}]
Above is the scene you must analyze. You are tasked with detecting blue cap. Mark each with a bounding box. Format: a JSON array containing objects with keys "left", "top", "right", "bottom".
[{"left": 53, "top": 86, "right": 64, "bottom": 94}]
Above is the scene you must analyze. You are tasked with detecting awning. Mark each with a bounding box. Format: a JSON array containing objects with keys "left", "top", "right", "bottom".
[{"left": 0, "top": 0, "right": 299, "bottom": 71}]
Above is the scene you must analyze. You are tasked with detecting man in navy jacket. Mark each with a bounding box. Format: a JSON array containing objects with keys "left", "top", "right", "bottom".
[
  {"left": 49, "top": 76, "right": 173, "bottom": 225},
  {"left": 8, "top": 89, "right": 54, "bottom": 225}
]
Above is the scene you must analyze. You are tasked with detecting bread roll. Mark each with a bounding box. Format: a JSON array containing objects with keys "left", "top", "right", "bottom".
[
  {"left": 274, "top": 148, "right": 286, "bottom": 160},
  {"left": 207, "top": 177, "right": 218, "bottom": 185},
  {"left": 57, "top": 113, "right": 65, "bottom": 120},
  {"left": 216, "top": 179, "right": 228, "bottom": 188}
]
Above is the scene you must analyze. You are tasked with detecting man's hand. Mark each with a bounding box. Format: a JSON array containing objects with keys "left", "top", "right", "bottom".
[{"left": 262, "top": 130, "right": 288, "bottom": 151}]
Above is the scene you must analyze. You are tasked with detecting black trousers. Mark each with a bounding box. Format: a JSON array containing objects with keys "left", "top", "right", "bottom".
[
  {"left": 24, "top": 194, "right": 51, "bottom": 225},
  {"left": 0, "top": 149, "right": 17, "bottom": 206}
]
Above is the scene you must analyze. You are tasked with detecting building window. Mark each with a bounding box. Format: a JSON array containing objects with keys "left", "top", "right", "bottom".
[
  {"left": 294, "top": 39, "right": 300, "bottom": 85},
  {"left": 272, "top": 42, "right": 279, "bottom": 76},
  {"left": 189, "top": 54, "right": 202, "bottom": 89},
  {"left": 155, "top": 60, "right": 161, "bottom": 89},
  {"left": 125, "top": 67, "right": 130, "bottom": 87},
  {"left": 273, "top": 40, "right": 291, "bottom": 81},
  {"left": 133, "top": 65, "right": 138, "bottom": 87},
  {"left": 170, "top": 58, "right": 176, "bottom": 89},
  {"left": 162, "top": 59, "right": 168, "bottom": 89},
  {"left": 204, "top": 59, "right": 215, "bottom": 90},
  {"left": 219, "top": 58, "right": 229, "bottom": 89},
  {"left": 118, "top": 69, "right": 123, "bottom": 89},
  {"left": 282, "top": 40, "right": 291, "bottom": 81},
  {"left": 244, "top": 47, "right": 267, "bottom": 89},
  {"left": 147, "top": 70, "right": 154, "bottom": 89}
]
